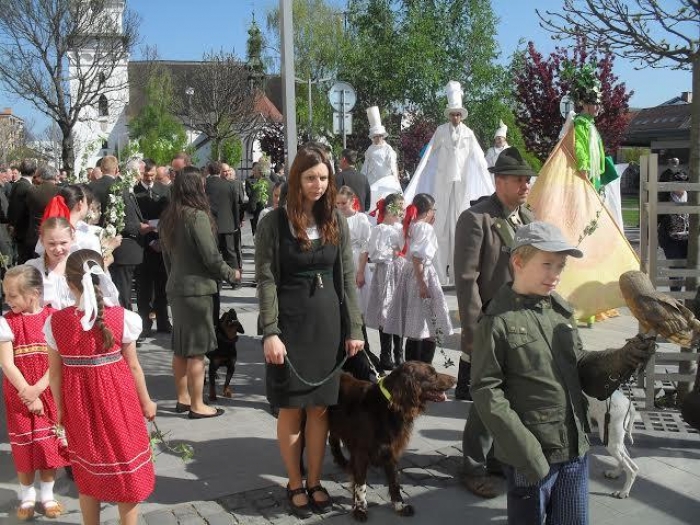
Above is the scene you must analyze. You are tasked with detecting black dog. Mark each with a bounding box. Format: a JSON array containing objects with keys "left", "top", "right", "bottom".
[{"left": 205, "top": 308, "right": 244, "bottom": 401}]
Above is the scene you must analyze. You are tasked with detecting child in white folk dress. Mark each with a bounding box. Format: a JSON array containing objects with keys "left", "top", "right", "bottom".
[
  {"left": 384, "top": 193, "right": 453, "bottom": 364},
  {"left": 365, "top": 193, "right": 406, "bottom": 369},
  {"left": 0, "top": 265, "right": 69, "bottom": 521},
  {"left": 336, "top": 185, "right": 383, "bottom": 380}
]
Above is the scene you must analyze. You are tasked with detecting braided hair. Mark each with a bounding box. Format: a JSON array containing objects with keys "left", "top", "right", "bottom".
[{"left": 65, "top": 249, "right": 115, "bottom": 351}]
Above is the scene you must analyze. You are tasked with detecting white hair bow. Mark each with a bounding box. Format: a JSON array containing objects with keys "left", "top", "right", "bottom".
[{"left": 80, "top": 261, "right": 113, "bottom": 331}]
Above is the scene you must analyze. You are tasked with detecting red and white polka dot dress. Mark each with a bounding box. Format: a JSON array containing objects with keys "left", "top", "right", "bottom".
[
  {"left": 49, "top": 306, "right": 154, "bottom": 502},
  {"left": 2, "top": 308, "right": 70, "bottom": 473}
]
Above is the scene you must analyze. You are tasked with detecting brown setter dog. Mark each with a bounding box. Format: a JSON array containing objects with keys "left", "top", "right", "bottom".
[{"left": 328, "top": 361, "right": 456, "bottom": 521}]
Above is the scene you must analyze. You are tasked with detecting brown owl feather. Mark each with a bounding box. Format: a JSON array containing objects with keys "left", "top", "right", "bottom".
[{"left": 619, "top": 271, "right": 700, "bottom": 347}]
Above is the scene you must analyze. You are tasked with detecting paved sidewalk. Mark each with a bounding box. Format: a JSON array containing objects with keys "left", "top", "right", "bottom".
[{"left": 0, "top": 230, "right": 698, "bottom": 524}]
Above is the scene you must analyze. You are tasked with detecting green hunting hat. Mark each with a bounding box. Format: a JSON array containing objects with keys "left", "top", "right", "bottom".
[{"left": 488, "top": 147, "right": 537, "bottom": 177}]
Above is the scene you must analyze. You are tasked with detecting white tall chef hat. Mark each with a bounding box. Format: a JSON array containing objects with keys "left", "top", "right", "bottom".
[
  {"left": 494, "top": 120, "right": 508, "bottom": 139},
  {"left": 444, "top": 81, "right": 468, "bottom": 120},
  {"left": 367, "top": 106, "right": 387, "bottom": 138}
]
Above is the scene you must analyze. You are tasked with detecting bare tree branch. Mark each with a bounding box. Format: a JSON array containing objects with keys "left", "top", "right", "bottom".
[
  {"left": 0, "top": 0, "right": 140, "bottom": 170},
  {"left": 171, "top": 49, "right": 257, "bottom": 159},
  {"left": 537, "top": 0, "right": 699, "bottom": 70}
]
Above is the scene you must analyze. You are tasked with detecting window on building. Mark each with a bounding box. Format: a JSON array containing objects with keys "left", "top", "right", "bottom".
[{"left": 98, "top": 94, "right": 108, "bottom": 117}]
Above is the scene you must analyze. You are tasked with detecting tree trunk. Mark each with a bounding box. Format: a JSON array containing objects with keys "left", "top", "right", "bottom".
[
  {"left": 60, "top": 125, "right": 75, "bottom": 174},
  {"left": 680, "top": 56, "right": 700, "bottom": 400}
]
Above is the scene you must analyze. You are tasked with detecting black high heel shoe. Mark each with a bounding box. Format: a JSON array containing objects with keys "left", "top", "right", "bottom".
[{"left": 286, "top": 485, "right": 313, "bottom": 518}]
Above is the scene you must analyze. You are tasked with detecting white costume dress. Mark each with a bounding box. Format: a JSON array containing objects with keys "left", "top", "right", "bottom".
[
  {"left": 383, "top": 221, "right": 453, "bottom": 340},
  {"left": 362, "top": 142, "right": 402, "bottom": 211},
  {"left": 346, "top": 212, "right": 373, "bottom": 315},
  {"left": 485, "top": 144, "right": 509, "bottom": 168},
  {"left": 25, "top": 256, "right": 122, "bottom": 310},
  {"left": 403, "top": 122, "right": 494, "bottom": 284},
  {"left": 365, "top": 222, "right": 405, "bottom": 330}
]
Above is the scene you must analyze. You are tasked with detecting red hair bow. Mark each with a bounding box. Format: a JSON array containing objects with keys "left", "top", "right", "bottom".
[
  {"left": 370, "top": 198, "right": 386, "bottom": 224},
  {"left": 400, "top": 204, "right": 418, "bottom": 256},
  {"left": 41, "top": 195, "right": 71, "bottom": 224},
  {"left": 352, "top": 196, "right": 361, "bottom": 212}
]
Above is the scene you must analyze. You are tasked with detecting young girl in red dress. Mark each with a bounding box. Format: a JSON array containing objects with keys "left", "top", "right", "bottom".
[
  {"left": 46, "top": 249, "right": 156, "bottom": 525},
  {"left": 0, "top": 265, "right": 69, "bottom": 521}
]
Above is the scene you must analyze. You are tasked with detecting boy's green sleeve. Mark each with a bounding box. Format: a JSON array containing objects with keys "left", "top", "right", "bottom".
[{"left": 470, "top": 315, "right": 550, "bottom": 484}]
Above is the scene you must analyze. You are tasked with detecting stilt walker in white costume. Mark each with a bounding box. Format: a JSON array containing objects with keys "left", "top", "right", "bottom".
[
  {"left": 362, "top": 106, "right": 402, "bottom": 211},
  {"left": 403, "top": 81, "right": 494, "bottom": 285},
  {"left": 484, "top": 120, "right": 510, "bottom": 168}
]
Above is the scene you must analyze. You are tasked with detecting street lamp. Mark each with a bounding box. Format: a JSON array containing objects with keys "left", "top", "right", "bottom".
[
  {"left": 295, "top": 76, "right": 333, "bottom": 140},
  {"left": 185, "top": 87, "right": 195, "bottom": 143}
]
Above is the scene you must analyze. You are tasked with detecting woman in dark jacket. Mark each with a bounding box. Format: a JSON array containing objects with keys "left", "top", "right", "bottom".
[
  {"left": 255, "top": 144, "right": 364, "bottom": 516},
  {"left": 160, "top": 167, "right": 240, "bottom": 419}
]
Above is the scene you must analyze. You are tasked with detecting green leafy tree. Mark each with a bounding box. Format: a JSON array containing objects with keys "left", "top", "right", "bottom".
[
  {"left": 217, "top": 137, "right": 243, "bottom": 166},
  {"left": 129, "top": 68, "right": 188, "bottom": 165},
  {"left": 341, "top": 0, "right": 511, "bottom": 151}
]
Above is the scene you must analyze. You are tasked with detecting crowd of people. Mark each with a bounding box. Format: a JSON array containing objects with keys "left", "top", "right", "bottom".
[{"left": 0, "top": 71, "right": 683, "bottom": 525}]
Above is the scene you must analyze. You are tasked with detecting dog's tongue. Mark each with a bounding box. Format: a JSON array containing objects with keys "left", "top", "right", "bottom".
[{"left": 427, "top": 391, "right": 448, "bottom": 402}]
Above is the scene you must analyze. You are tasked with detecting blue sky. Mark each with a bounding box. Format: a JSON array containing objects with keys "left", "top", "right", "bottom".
[{"left": 2, "top": 0, "right": 692, "bottom": 133}]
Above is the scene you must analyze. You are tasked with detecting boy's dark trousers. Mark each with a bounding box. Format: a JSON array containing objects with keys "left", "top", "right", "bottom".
[
  {"left": 462, "top": 408, "right": 494, "bottom": 477},
  {"left": 503, "top": 455, "right": 589, "bottom": 525}
]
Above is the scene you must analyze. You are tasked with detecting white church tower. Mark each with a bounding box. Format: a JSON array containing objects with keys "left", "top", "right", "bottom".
[{"left": 69, "top": 0, "right": 130, "bottom": 177}]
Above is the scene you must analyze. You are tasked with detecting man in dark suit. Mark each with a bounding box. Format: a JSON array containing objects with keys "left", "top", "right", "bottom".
[
  {"left": 453, "top": 147, "right": 535, "bottom": 498},
  {"left": 206, "top": 161, "right": 242, "bottom": 269},
  {"left": 89, "top": 158, "right": 117, "bottom": 225},
  {"left": 25, "top": 165, "right": 60, "bottom": 257},
  {"left": 96, "top": 156, "right": 147, "bottom": 314},
  {"left": 221, "top": 163, "right": 245, "bottom": 270},
  {"left": 134, "top": 159, "right": 171, "bottom": 334},
  {"left": 7, "top": 159, "right": 37, "bottom": 263},
  {"left": 335, "top": 149, "right": 371, "bottom": 212}
]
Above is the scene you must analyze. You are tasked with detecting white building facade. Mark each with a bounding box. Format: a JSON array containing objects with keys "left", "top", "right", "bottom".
[{"left": 69, "top": 0, "right": 130, "bottom": 177}]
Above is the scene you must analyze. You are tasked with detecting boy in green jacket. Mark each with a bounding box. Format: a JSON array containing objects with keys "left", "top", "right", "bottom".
[{"left": 471, "top": 221, "right": 654, "bottom": 524}]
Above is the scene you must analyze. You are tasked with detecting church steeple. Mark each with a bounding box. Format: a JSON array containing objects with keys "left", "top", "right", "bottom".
[{"left": 246, "top": 16, "right": 266, "bottom": 90}]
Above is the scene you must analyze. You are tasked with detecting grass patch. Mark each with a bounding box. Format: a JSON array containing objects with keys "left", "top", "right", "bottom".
[{"left": 621, "top": 195, "right": 639, "bottom": 228}]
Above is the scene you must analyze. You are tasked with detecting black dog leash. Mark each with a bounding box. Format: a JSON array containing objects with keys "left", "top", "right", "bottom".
[{"left": 270, "top": 354, "right": 349, "bottom": 388}]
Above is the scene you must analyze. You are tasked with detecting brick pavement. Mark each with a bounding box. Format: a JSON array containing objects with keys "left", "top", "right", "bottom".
[{"left": 0, "top": 230, "right": 699, "bottom": 524}]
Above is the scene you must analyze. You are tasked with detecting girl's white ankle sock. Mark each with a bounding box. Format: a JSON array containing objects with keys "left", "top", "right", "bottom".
[
  {"left": 39, "top": 480, "right": 55, "bottom": 503},
  {"left": 18, "top": 483, "right": 36, "bottom": 504}
]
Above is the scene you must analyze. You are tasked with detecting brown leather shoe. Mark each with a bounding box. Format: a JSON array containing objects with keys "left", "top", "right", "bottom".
[{"left": 462, "top": 475, "right": 499, "bottom": 499}]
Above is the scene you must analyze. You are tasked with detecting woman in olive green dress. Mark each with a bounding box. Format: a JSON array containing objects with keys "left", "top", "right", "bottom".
[
  {"left": 160, "top": 167, "right": 240, "bottom": 419},
  {"left": 256, "top": 144, "right": 364, "bottom": 516}
]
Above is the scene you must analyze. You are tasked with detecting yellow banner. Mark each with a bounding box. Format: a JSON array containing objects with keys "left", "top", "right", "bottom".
[{"left": 527, "top": 129, "right": 640, "bottom": 318}]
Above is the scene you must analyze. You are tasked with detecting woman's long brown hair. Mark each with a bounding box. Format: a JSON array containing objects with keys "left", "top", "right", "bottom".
[
  {"left": 159, "top": 166, "right": 216, "bottom": 250},
  {"left": 286, "top": 143, "right": 339, "bottom": 250}
]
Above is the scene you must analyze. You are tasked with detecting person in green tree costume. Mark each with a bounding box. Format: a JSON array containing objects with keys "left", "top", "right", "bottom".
[
  {"left": 562, "top": 62, "right": 622, "bottom": 323},
  {"left": 563, "top": 62, "right": 619, "bottom": 192}
]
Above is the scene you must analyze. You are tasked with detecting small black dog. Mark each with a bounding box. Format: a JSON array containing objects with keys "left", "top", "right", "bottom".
[{"left": 205, "top": 308, "right": 244, "bottom": 401}]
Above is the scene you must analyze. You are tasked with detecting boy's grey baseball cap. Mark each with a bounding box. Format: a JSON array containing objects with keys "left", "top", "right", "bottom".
[{"left": 513, "top": 221, "right": 584, "bottom": 258}]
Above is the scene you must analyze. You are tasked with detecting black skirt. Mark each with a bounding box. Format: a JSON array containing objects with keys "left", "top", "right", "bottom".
[{"left": 265, "top": 222, "right": 342, "bottom": 408}]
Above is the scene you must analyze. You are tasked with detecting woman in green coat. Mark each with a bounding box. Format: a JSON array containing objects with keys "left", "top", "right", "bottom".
[
  {"left": 160, "top": 167, "right": 240, "bottom": 419},
  {"left": 256, "top": 143, "right": 364, "bottom": 516}
]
